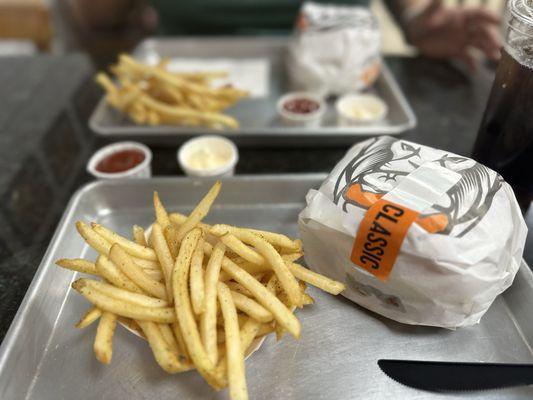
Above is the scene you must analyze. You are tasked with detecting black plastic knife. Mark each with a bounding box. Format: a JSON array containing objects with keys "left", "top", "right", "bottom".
[{"left": 378, "top": 359, "right": 533, "bottom": 392}]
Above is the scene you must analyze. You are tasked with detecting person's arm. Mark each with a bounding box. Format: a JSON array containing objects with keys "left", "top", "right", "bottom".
[
  {"left": 68, "top": 0, "right": 145, "bottom": 30},
  {"left": 385, "top": 0, "right": 502, "bottom": 69}
]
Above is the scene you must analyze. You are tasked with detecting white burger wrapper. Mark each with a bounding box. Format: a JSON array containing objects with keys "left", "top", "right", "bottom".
[
  {"left": 287, "top": 2, "right": 381, "bottom": 96},
  {"left": 299, "top": 136, "right": 527, "bottom": 329}
]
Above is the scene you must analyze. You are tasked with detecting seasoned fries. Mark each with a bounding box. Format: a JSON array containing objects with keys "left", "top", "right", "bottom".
[
  {"left": 96, "top": 54, "right": 247, "bottom": 129},
  {"left": 56, "top": 181, "right": 346, "bottom": 400}
]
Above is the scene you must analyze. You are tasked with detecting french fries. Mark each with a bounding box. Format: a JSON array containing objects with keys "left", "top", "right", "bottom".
[
  {"left": 96, "top": 54, "right": 247, "bottom": 129},
  {"left": 58, "top": 181, "right": 345, "bottom": 400}
]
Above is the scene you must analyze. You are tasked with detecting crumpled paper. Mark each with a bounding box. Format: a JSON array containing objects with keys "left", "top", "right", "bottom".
[
  {"left": 298, "top": 136, "right": 527, "bottom": 328},
  {"left": 287, "top": 2, "right": 381, "bottom": 96}
]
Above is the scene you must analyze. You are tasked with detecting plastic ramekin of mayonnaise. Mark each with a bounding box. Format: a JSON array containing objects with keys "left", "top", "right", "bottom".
[
  {"left": 336, "top": 93, "right": 388, "bottom": 126},
  {"left": 178, "top": 135, "right": 238, "bottom": 177}
]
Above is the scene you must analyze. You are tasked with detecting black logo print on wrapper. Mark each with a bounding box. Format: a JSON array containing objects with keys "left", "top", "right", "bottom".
[{"left": 333, "top": 137, "right": 503, "bottom": 238}]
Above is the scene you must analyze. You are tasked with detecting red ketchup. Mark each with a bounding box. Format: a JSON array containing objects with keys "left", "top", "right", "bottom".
[
  {"left": 95, "top": 149, "right": 145, "bottom": 173},
  {"left": 283, "top": 98, "right": 320, "bottom": 114}
]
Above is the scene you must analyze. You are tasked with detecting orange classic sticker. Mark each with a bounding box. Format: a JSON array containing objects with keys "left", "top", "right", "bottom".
[{"left": 351, "top": 199, "right": 419, "bottom": 281}]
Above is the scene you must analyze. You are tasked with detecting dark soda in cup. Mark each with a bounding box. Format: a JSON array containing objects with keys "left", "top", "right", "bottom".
[{"left": 472, "top": 0, "right": 533, "bottom": 210}]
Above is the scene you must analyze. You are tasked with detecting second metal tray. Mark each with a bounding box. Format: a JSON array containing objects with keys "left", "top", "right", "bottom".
[
  {"left": 0, "top": 175, "right": 531, "bottom": 399},
  {"left": 89, "top": 37, "right": 417, "bottom": 146}
]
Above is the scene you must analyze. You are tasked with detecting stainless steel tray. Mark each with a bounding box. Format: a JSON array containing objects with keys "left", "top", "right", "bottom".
[
  {"left": 1, "top": 175, "right": 532, "bottom": 400},
  {"left": 89, "top": 37, "right": 417, "bottom": 146}
]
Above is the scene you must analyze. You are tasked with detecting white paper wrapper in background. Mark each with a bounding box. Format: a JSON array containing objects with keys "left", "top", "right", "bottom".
[
  {"left": 287, "top": 2, "right": 381, "bottom": 96},
  {"left": 298, "top": 136, "right": 527, "bottom": 329}
]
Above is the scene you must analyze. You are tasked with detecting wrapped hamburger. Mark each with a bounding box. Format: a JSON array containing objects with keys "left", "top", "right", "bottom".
[
  {"left": 299, "top": 136, "right": 527, "bottom": 328},
  {"left": 287, "top": 2, "right": 381, "bottom": 96}
]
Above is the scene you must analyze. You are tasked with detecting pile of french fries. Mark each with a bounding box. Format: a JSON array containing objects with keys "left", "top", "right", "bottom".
[
  {"left": 56, "top": 182, "right": 345, "bottom": 400},
  {"left": 96, "top": 54, "right": 248, "bottom": 129}
]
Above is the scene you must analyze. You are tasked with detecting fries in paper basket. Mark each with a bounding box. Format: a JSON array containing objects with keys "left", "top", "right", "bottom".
[
  {"left": 96, "top": 54, "right": 248, "bottom": 129},
  {"left": 56, "top": 182, "right": 345, "bottom": 400}
]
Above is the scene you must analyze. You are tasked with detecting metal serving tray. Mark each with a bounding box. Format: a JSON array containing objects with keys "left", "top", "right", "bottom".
[
  {"left": 1, "top": 175, "right": 532, "bottom": 400},
  {"left": 89, "top": 37, "right": 417, "bottom": 146}
]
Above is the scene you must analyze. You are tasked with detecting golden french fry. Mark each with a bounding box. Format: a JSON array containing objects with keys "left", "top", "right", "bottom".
[
  {"left": 172, "top": 322, "right": 190, "bottom": 362},
  {"left": 201, "top": 241, "right": 226, "bottom": 365},
  {"left": 303, "top": 294, "right": 315, "bottom": 305},
  {"left": 80, "top": 278, "right": 168, "bottom": 308},
  {"left": 131, "top": 257, "right": 160, "bottom": 270},
  {"left": 109, "top": 244, "right": 167, "bottom": 300},
  {"left": 256, "top": 322, "right": 275, "bottom": 337},
  {"left": 75, "top": 306, "right": 102, "bottom": 329},
  {"left": 132, "top": 225, "right": 147, "bottom": 246},
  {"left": 163, "top": 224, "right": 180, "bottom": 260},
  {"left": 219, "top": 234, "right": 264, "bottom": 265},
  {"left": 76, "top": 221, "right": 111, "bottom": 255},
  {"left": 137, "top": 321, "right": 191, "bottom": 373},
  {"left": 281, "top": 252, "right": 304, "bottom": 263},
  {"left": 96, "top": 255, "right": 144, "bottom": 294},
  {"left": 153, "top": 191, "right": 170, "bottom": 229},
  {"left": 151, "top": 223, "right": 175, "bottom": 303},
  {"left": 217, "top": 282, "right": 248, "bottom": 400},
  {"left": 225, "top": 281, "right": 252, "bottom": 297},
  {"left": 72, "top": 279, "right": 176, "bottom": 323},
  {"left": 169, "top": 212, "right": 210, "bottom": 232},
  {"left": 92, "top": 223, "right": 157, "bottom": 261},
  {"left": 230, "top": 291, "right": 273, "bottom": 323},
  {"left": 176, "top": 181, "right": 221, "bottom": 242},
  {"left": 172, "top": 228, "right": 224, "bottom": 389},
  {"left": 190, "top": 235, "right": 206, "bottom": 315},
  {"left": 56, "top": 258, "right": 98, "bottom": 275},
  {"left": 144, "top": 268, "right": 164, "bottom": 281},
  {"left": 286, "top": 262, "right": 345, "bottom": 295},
  {"left": 94, "top": 312, "right": 117, "bottom": 364},
  {"left": 212, "top": 227, "right": 302, "bottom": 308},
  {"left": 158, "top": 323, "right": 181, "bottom": 358}
]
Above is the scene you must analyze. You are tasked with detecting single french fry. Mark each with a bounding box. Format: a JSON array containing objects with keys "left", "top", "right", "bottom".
[
  {"left": 94, "top": 312, "right": 117, "bottom": 364},
  {"left": 130, "top": 258, "right": 160, "bottom": 270},
  {"left": 153, "top": 191, "right": 170, "bottom": 229},
  {"left": 219, "top": 234, "right": 264, "bottom": 265},
  {"left": 190, "top": 235, "right": 206, "bottom": 315},
  {"left": 132, "top": 225, "right": 148, "bottom": 246},
  {"left": 172, "top": 322, "right": 190, "bottom": 362},
  {"left": 92, "top": 223, "right": 157, "bottom": 261},
  {"left": 201, "top": 241, "right": 226, "bottom": 365},
  {"left": 172, "top": 228, "right": 224, "bottom": 389},
  {"left": 286, "top": 262, "right": 345, "bottom": 295},
  {"left": 81, "top": 278, "right": 168, "bottom": 308},
  {"left": 217, "top": 282, "right": 248, "bottom": 400},
  {"left": 163, "top": 224, "right": 180, "bottom": 260},
  {"left": 230, "top": 291, "right": 273, "bottom": 323},
  {"left": 281, "top": 252, "right": 304, "bottom": 263},
  {"left": 159, "top": 323, "right": 181, "bottom": 357},
  {"left": 56, "top": 258, "right": 98, "bottom": 275},
  {"left": 212, "top": 227, "right": 302, "bottom": 307},
  {"left": 96, "top": 255, "right": 144, "bottom": 294},
  {"left": 225, "top": 281, "right": 252, "bottom": 297},
  {"left": 176, "top": 181, "right": 221, "bottom": 242},
  {"left": 72, "top": 279, "right": 176, "bottom": 323},
  {"left": 76, "top": 221, "right": 111, "bottom": 255},
  {"left": 109, "top": 244, "right": 167, "bottom": 300},
  {"left": 137, "top": 321, "right": 191, "bottom": 373},
  {"left": 75, "top": 306, "right": 102, "bottom": 329},
  {"left": 151, "top": 223, "right": 175, "bottom": 303},
  {"left": 144, "top": 268, "right": 164, "bottom": 281},
  {"left": 169, "top": 213, "right": 210, "bottom": 232}
]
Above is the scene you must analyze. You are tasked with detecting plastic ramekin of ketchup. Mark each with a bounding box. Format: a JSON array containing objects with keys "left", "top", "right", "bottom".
[
  {"left": 87, "top": 141, "right": 152, "bottom": 179},
  {"left": 276, "top": 92, "right": 326, "bottom": 128}
]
